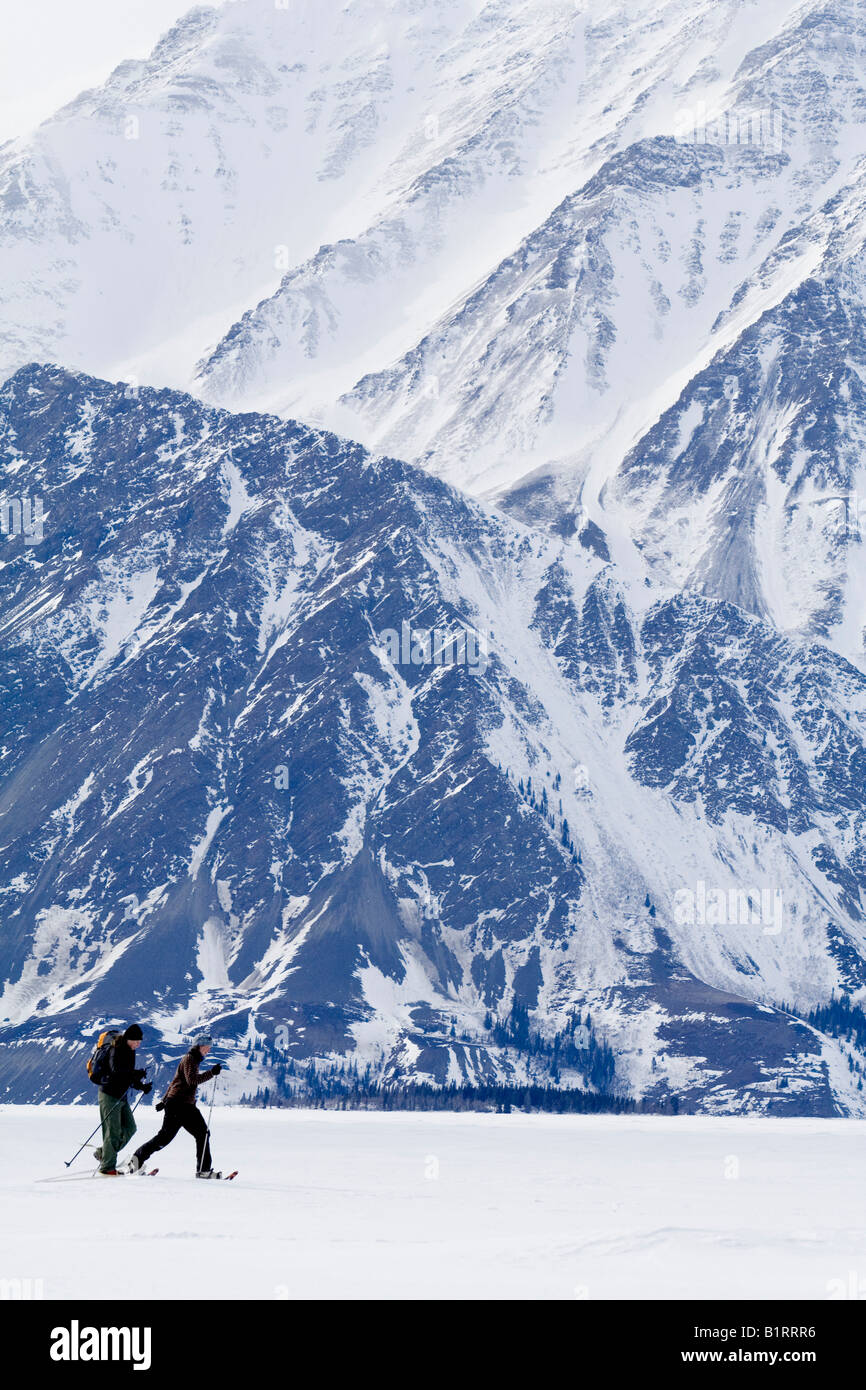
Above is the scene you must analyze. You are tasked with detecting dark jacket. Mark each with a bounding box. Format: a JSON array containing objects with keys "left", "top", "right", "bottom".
[
  {"left": 99, "top": 1038, "right": 147, "bottom": 1100},
  {"left": 161, "top": 1047, "right": 218, "bottom": 1107}
]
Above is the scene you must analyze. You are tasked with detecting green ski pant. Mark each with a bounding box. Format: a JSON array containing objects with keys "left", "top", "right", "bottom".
[{"left": 98, "top": 1092, "right": 136, "bottom": 1172}]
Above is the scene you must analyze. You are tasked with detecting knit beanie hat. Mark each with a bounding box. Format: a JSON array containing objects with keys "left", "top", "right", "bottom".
[
  {"left": 124, "top": 1024, "right": 143, "bottom": 1041},
  {"left": 193, "top": 1033, "right": 213, "bottom": 1049}
]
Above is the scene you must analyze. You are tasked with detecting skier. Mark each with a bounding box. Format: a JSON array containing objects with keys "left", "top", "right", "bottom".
[
  {"left": 129, "top": 1034, "right": 222, "bottom": 1177},
  {"left": 94, "top": 1024, "right": 152, "bottom": 1176}
]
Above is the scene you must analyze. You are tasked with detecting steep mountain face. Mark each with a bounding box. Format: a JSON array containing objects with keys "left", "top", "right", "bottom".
[
  {"left": 6, "top": 0, "right": 795, "bottom": 400},
  {"left": 4, "top": 0, "right": 864, "bottom": 657},
  {"left": 335, "top": 138, "right": 803, "bottom": 495},
  {"left": 0, "top": 0, "right": 600, "bottom": 388},
  {"left": 1, "top": 365, "right": 865, "bottom": 1112},
  {"left": 324, "top": 1, "right": 866, "bottom": 654},
  {"left": 1, "top": 0, "right": 502, "bottom": 386},
  {"left": 611, "top": 171, "right": 866, "bottom": 665},
  {"left": 192, "top": 0, "right": 866, "bottom": 665}
]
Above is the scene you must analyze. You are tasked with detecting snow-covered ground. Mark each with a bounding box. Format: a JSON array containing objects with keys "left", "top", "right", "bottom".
[{"left": 4, "top": 1105, "right": 864, "bottom": 1300}]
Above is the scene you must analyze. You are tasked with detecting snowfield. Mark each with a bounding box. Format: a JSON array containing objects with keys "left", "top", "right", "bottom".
[{"left": 4, "top": 1105, "right": 865, "bottom": 1301}]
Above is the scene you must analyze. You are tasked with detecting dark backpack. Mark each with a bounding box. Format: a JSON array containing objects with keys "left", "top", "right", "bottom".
[{"left": 87, "top": 1029, "right": 121, "bottom": 1085}]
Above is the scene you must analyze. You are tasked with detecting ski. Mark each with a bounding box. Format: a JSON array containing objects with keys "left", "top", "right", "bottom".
[
  {"left": 37, "top": 1167, "right": 159, "bottom": 1183},
  {"left": 37, "top": 1172, "right": 101, "bottom": 1184}
]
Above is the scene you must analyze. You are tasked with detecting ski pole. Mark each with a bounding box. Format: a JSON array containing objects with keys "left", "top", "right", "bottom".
[
  {"left": 65, "top": 1099, "right": 124, "bottom": 1168},
  {"left": 199, "top": 1076, "right": 218, "bottom": 1175}
]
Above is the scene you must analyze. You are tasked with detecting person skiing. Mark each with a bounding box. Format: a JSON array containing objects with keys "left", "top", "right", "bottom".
[
  {"left": 94, "top": 1024, "right": 152, "bottom": 1176},
  {"left": 129, "top": 1035, "right": 221, "bottom": 1177}
]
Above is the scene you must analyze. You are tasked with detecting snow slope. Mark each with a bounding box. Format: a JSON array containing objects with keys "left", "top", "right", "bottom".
[{"left": 5, "top": 1104, "right": 865, "bottom": 1300}]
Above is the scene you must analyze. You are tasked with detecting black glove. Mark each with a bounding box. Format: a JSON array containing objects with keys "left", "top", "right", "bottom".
[
  {"left": 141, "top": 1082, "right": 153, "bottom": 1095},
  {"left": 211, "top": 1063, "right": 222, "bottom": 1075},
  {"left": 134, "top": 1068, "right": 146, "bottom": 1083},
  {"left": 155, "top": 1100, "right": 165, "bottom": 1112}
]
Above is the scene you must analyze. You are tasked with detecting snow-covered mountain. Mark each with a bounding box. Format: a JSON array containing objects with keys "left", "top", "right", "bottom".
[
  {"left": 3, "top": 0, "right": 866, "bottom": 659},
  {"left": 2, "top": 1, "right": 866, "bottom": 1114},
  {"left": 1, "top": 365, "right": 865, "bottom": 1112}
]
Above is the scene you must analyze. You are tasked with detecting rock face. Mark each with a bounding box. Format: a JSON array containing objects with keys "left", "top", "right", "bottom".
[{"left": 1, "top": 364, "right": 864, "bottom": 1112}]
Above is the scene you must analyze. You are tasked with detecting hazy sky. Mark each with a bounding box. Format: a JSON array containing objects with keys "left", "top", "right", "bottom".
[{"left": 0, "top": 0, "right": 216, "bottom": 143}]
